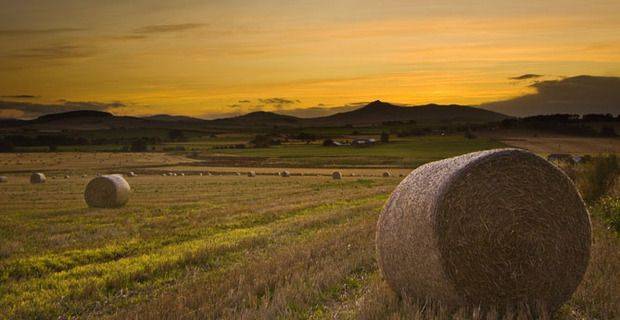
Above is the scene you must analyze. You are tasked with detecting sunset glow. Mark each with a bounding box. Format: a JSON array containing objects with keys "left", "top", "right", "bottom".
[{"left": 2, "top": 0, "right": 620, "bottom": 118}]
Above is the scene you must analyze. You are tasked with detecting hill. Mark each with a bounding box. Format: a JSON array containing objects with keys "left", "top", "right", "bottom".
[
  {"left": 305, "top": 100, "right": 508, "bottom": 126},
  {"left": 0, "top": 101, "right": 508, "bottom": 131},
  {"left": 210, "top": 111, "right": 300, "bottom": 127}
]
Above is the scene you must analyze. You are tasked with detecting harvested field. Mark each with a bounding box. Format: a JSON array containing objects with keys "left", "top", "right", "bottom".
[
  {"left": 0, "top": 172, "right": 618, "bottom": 319},
  {"left": 0, "top": 152, "right": 197, "bottom": 173},
  {"left": 485, "top": 133, "right": 620, "bottom": 155}
]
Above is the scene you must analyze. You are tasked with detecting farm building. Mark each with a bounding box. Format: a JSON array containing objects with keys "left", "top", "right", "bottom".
[{"left": 351, "top": 138, "right": 376, "bottom": 148}]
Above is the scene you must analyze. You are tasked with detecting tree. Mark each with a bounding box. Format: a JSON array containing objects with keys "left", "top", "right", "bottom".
[
  {"left": 168, "top": 129, "right": 185, "bottom": 141},
  {"left": 130, "top": 139, "right": 148, "bottom": 152},
  {"left": 380, "top": 131, "right": 390, "bottom": 143},
  {"left": 600, "top": 126, "right": 617, "bottom": 137}
]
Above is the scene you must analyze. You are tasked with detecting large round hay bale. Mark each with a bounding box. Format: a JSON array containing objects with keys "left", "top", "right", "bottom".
[
  {"left": 332, "top": 171, "right": 342, "bottom": 180},
  {"left": 0, "top": 176, "right": 7, "bottom": 183},
  {"left": 376, "top": 149, "right": 591, "bottom": 313},
  {"left": 248, "top": 171, "right": 256, "bottom": 177},
  {"left": 84, "top": 175, "right": 131, "bottom": 208},
  {"left": 30, "top": 173, "right": 46, "bottom": 184},
  {"left": 280, "top": 170, "right": 290, "bottom": 177}
]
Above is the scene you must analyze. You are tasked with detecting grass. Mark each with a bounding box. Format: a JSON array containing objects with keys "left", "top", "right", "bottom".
[
  {"left": 202, "top": 136, "right": 505, "bottom": 167},
  {"left": 0, "top": 150, "right": 618, "bottom": 319}
]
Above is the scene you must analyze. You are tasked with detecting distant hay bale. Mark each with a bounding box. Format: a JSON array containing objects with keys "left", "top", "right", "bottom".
[
  {"left": 236, "top": 172, "right": 241, "bottom": 176},
  {"left": 199, "top": 173, "right": 203, "bottom": 176},
  {"left": 128, "top": 172, "right": 137, "bottom": 177},
  {"left": 376, "top": 149, "right": 592, "bottom": 313},
  {"left": 180, "top": 173, "right": 185, "bottom": 176},
  {"left": 30, "top": 173, "right": 46, "bottom": 184},
  {"left": 0, "top": 176, "right": 7, "bottom": 183},
  {"left": 248, "top": 171, "right": 256, "bottom": 177},
  {"left": 162, "top": 173, "right": 167, "bottom": 176},
  {"left": 332, "top": 171, "right": 342, "bottom": 180},
  {"left": 84, "top": 175, "right": 131, "bottom": 208},
  {"left": 382, "top": 171, "right": 391, "bottom": 177},
  {"left": 64, "top": 175, "right": 70, "bottom": 179},
  {"left": 280, "top": 170, "right": 290, "bottom": 177}
]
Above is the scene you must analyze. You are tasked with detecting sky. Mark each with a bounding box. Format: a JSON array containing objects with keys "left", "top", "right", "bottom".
[{"left": 1, "top": 0, "right": 620, "bottom": 119}]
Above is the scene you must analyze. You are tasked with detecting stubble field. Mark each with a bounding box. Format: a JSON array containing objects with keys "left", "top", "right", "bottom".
[{"left": 1, "top": 172, "right": 618, "bottom": 319}]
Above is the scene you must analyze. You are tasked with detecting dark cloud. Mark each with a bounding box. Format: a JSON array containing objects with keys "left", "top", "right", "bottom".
[
  {"left": 0, "top": 100, "right": 125, "bottom": 119},
  {"left": 258, "top": 98, "right": 299, "bottom": 105},
  {"left": 238, "top": 100, "right": 251, "bottom": 103},
  {"left": 509, "top": 74, "right": 544, "bottom": 80},
  {"left": 9, "top": 44, "right": 96, "bottom": 60},
  {"left": 133, "top": 23, "right": 205, "bottom": 34},
  {"left": 227, "top": 104, "right": 242, "bottom": 108},
  {"left": 481, "top": 75, "right": 620, "bottom": 116},
  {"left": 0, "top": 28, "right": 84, "bottom": 36},
  {"left": 1, "top": 95, "right": 38, "bottom": 99},
  {"left": 276, "top": 102, "right": 367, "bottom": 118}
]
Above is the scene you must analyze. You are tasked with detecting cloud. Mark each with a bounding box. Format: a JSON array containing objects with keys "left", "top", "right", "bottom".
[
  {"left": 238, "top": 100, "right": 251, "bottom": 103},
  {"left": 276, "top": 102, "right": 367, "bottom": 118},
  {"left": 0, "top": 28, "right": 84, "bottom": 36},
  {"left": 509, "top": 74, "right": 543, "bottom": 80},
  {"left": 0, "top": 100, "right": 125, "bottom": 119},
  {"left": 258, "top": 98, "right": 299, "bottom": 105},
  {"left": 256, "top": 98, "right": 301, "bottom": 109},
  {"left": 481, "top": 75, "right": 620, "bottom": 116},
  {"left": 9, "top": 44, "right": 96, "bottom": 60},
  {"left": 1, "top": 95, "right": 38, "bottom": 99},
  {"left": 133, "top": 23, "right": 205, "bottom": 34}
]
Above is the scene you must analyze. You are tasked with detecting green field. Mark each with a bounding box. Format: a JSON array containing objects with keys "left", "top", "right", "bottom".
[{"left": 199, "top": 136, "right": 505, "bottom": 167}]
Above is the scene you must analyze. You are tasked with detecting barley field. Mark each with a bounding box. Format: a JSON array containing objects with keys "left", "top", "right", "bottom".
[{"left": 0, "top": 160, "right": 618, "bottom": 319}]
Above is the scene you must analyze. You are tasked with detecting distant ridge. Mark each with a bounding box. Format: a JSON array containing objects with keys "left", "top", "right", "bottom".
[
  {"left": 0, "top": 100, "right": 509, "bottom": 130},
  {"left": 305, "top": 100, "right": 508, "bottom": 126}
]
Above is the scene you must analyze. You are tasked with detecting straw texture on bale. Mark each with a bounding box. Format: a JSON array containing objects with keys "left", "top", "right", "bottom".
[
  {"left": 376, "top": 148, "right": 591, "bottom": 313},
  {"left": 248, "top": 171, "right": 256, "bottom": 177},
  {"left": 30, "top": 173, "right": 46, "bottom": 184},
  {"left": 332, "top": 171, "right": 342, "bottom": 180},
  {"left": 84, "top": 175, "right": 131, "bottom": 208},
  {"left": 0, "top": 176, "right": 7, "bottom": 183}
]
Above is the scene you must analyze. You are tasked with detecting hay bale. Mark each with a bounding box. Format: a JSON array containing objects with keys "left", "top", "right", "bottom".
[
  {"left": 30, "top": 173, "right": 46, "bottom": 184},
  {"left": 0, "top": 176, "right": 7, "bottom": 183},
  {"left": 280, "top": 170, "right": 290, "bottom": 177},
  {"left": 84, "top": 174, "right": 131, "bottom": 208},
  {"left": 180, "top": 173, "right": 185, "bottom": 176},
  {"left": 332, "top": 171, "right": 342, "bottom": 180},
  {"left": 128, "top": 172, "right": 137, "bottom": 177},
  {"left": 376, "top": 149, "right": 591, "bottom": 313},
  {"left": 199, "top": 173, "right": 203, "bottom": 176},
  {"left": 382, "top": 171, "right": 391, "bottom": 177},
  {"left": 248, "top": 171, "right": 256, "bottom": 177},
  {"left": 64, "top": 175, "right": 70, "bottom": 179}
]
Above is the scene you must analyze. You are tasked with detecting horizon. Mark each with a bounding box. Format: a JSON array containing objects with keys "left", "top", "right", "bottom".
[{"left": 2, "top": 1, "right": 620, "bottom": 119}]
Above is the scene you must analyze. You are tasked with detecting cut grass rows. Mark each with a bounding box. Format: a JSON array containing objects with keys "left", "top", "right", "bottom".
[{"left": 1, "top": 188, "right": 388, "bottom": 319}]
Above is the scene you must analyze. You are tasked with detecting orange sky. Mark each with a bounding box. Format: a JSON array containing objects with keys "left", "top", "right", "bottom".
[{"left": 1, "top": 0, "right": 620, "bottom": 118}]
